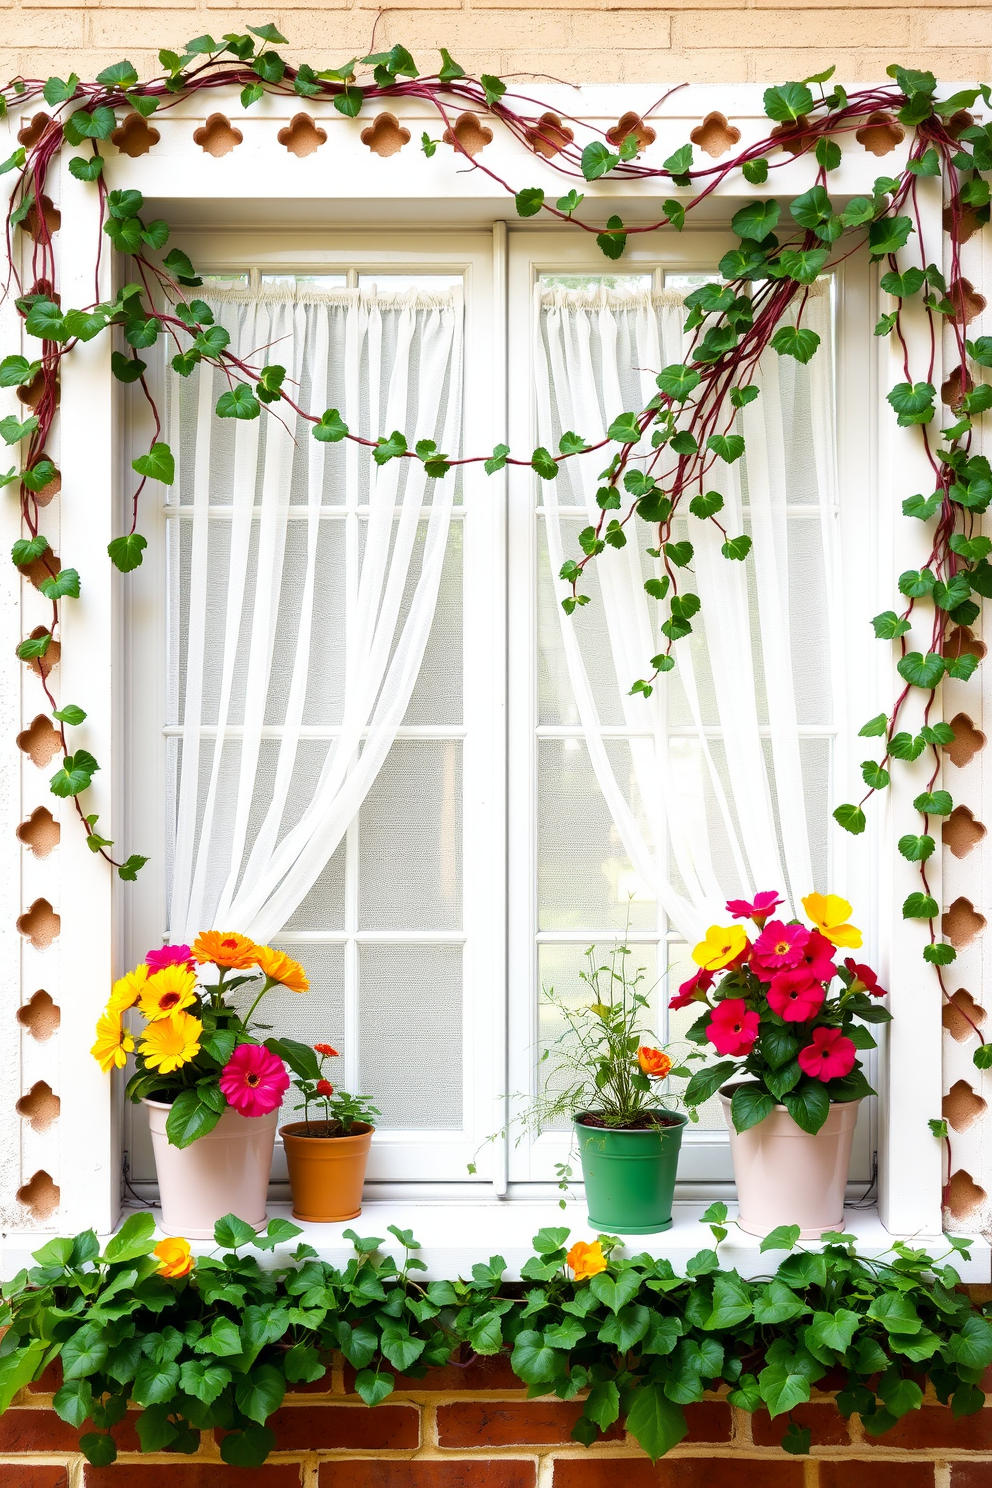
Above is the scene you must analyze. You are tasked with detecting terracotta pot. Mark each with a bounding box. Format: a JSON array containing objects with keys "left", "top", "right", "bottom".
[
  {"left": 280, "top": 1121, "right": 374, "bottom": 1222},
  {"left": 719, "top": 1086, "right": 861, "bottom": 1239},
  {"left": 145, "top": 1098, "right": 278, "bottom": 1239}
]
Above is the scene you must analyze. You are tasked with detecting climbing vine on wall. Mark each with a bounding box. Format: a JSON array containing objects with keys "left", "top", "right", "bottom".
[{"left": 2, "top": 30, "right": 991, "bottom": 1063}]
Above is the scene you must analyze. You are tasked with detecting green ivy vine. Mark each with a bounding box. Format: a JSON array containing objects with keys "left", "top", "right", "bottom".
[{"left": 3, "top": 33, "right": 991, "bottom": 1063}]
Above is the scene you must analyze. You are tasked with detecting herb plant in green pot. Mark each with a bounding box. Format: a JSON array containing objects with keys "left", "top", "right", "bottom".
[{"left": 539, "top": 945, "right": 688, "bottom": 1235}]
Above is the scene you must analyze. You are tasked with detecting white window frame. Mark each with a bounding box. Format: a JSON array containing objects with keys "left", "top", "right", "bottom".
[{"left": 0, "top": 84, "right": 961, "bottom": 1258}]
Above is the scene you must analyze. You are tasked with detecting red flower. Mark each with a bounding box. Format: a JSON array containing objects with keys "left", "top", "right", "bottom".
[
  {"left": 795, "top": 929, "right": 836, "bottom": 983},
  {"left": 750, "top": 920, "right": 809, "bottom": 977},
  {"left": 798, "top": 1026, "right": 856, "bottom": 1082},
  {"left": 316, "top": 1079, "right": 334, "bottom": 1096},
  {"left": 726, "top": 890, "right": 784, "bottom": 927},
  {"left": 313, "top": 1043, "right": 339, "bottom": 1057},
  {"left": 669, "top": 967, "right": 714, "bottom": 1010},
  {"left": 844, "top": 958, "right": 887, "bottom": 998},
  {"left": 706, "top": 998, "right": 761, "bottom": 1057},
  {"left": 767, "top": 969, "right": 825, "bottom": 1023}
]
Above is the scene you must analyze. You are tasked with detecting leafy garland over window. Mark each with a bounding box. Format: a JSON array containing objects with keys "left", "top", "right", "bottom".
[
  {"left": 1, "top": 1211, "right": 990, "bottom": 1468},
  {"left": 3, "top": 32, "right": 990, "bottom": 1064}
]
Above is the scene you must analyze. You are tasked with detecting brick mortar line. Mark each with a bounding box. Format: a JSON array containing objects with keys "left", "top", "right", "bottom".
[{"left": 7, "top": 1446, "right": 992, "bottom": 1464}]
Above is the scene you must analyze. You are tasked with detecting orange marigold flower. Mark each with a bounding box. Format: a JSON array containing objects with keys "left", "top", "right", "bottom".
[
  {"left": 254, "top": 945, "right": 309, "bottom": 993},
  {"left": 192, "top": 931, "right": 261, "bottom": 970},
  {"left": 567, "top": 1240, "right": 607, "bottom": 1281},
  {"left": 314, "top": 1043, "right": 339, "bottom": 1057},
  {"left": 154, "top": 1237, "right": 194, "bottom": 1279},
  {"left": 637, "top": 1046, "right": 672, "bottom": 1079}
]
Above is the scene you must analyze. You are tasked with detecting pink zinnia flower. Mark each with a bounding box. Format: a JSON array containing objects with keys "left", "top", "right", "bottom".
[
  {"left": 669, "top": 967, "right": 714, "bottom": 1011},
  {"left": 706, "top": 998, "right": 761, "bottom": 1057},
  {"left": 725, "top": 890, "right": 784, "bottom": 927},
  {"left": 749, "top": 920, "right": 809, "bottom": 977},
  {"left": 219, "top": 1044, "right": 290, "bottom": 1117},
  {"left": 794, "top": 929, "right": 836, "bottom": 983},
  {"left": 844, "top": 958, "right": 887, "bottom": 998},
  {"left": 145, "top": 943, "right": 195, "bottom": 971},
  {"left": 797, "top": 1026, "right": 856, "bottom": 1083},
  {"left": 767, "top": 969, "right": 825, "bottom": 1023}
]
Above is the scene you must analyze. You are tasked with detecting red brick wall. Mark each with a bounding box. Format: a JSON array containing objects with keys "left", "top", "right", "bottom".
[{"left": 4, "top": 1354, "right": 992, "bottom": 1486}]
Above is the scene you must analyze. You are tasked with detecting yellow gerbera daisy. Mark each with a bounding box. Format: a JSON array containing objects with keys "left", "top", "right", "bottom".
[
  {"left": 254, "top": 945, "right": 309, "bottom": 994},
  {"left": 91, "top": 1011, "right": 135, "bottom": 1073},
  {"left": 802, "top": 893, "right": 863, "bottom": 950},
  {"left": 191, "top": 930, "right": 261, "bottom": 970},
  {"left": 139, "top": 1011, "right": 203, "bottom": 1073},
  {"left": 108, "top": 964, "right": 150, "bottom": 1012},
  {"left": 138, "top": 964, "right": 198, "bottom": 1022},
  {"left": 692, "top": 923, "right": 748, "bottom": 971}
]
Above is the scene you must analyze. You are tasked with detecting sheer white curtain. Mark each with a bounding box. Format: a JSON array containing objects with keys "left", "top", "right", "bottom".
[
  {"left": 537, "top": 282, "right": 838, "bottom": 945},
  {"left": 167, "top": 285, "right": 462, "bottom": 944}
]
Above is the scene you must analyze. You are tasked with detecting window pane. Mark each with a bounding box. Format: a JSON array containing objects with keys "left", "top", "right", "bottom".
[{"left": 358, "top": 944, "right": 463, "bottom": 1128}]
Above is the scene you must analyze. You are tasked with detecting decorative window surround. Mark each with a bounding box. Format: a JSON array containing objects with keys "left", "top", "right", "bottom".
[{"left": 1, "top": 81, "right": 989, "bottom": 1260}]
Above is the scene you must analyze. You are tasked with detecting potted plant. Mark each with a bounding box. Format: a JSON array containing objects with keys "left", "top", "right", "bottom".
[
  {"left": 91, "top": 933, "right": 308, "bottom": 1238},
  {"left": 677, "top": 891, "right": 889, "bottom": 1237},
  {"left": 268, "top": 1038, "right": 380, "bottom": 1221},
  {"left": 523, "top": 943, "right": 688, "bottom": 1235}
]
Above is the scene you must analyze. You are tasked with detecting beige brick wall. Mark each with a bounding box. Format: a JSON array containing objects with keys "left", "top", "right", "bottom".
[{"left": 0, "top": 0, "right": 989, "bottom": 88}]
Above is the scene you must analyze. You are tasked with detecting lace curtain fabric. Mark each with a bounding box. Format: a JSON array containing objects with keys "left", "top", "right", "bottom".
[
  {"left": 167, "top": 285, "right": 463, "bottom": 944},
  {"left": 537, "top": 282, "right": 839, "bottom": 945}
]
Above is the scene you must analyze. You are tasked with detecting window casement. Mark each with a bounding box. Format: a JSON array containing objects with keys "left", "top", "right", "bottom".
[{"left": 3, "top": 87, "right": 973, "bottom": 1269}]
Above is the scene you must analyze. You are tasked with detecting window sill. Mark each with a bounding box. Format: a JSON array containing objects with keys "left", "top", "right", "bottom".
[{"left": 3, "top": 1201, "right": 989, "bottom": 1282}]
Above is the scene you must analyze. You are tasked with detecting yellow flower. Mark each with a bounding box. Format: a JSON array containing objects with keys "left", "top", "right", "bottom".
[
  {"left": 802, "top": 893, "right": 863, "bottom": 950},
  {"left": 192, "top": 931, "right": 261, "bottom": 970},
  {"left": 91, "top": 1011, "right": 135, "bottom": 1073},
  {"left": 138, "top": 964, "right": 198, "bottom": 1022},
  {"left": 108, "top": 965, "right": 150, "bottom": 1012},
  {"left": 154, "top": 1237, "right": 194, "bottom": 1279},
  {"left": 139, "top": 1011, "right": 203, "bottom": 1073},
  {"left": 253, "top": 945, "right": 309, "bottom": 994},
  {"left": 567, "top": 1240, "right": 608, "bottom": 1281},
  {"left": 692, "top": 924, "right": 748, "bottom": 971}
]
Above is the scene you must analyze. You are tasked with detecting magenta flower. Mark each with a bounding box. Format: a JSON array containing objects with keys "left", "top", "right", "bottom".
[
  {"left": 219, "top": 1043, "right": 290, "bottom": 1117},
  {"left": 844, "top": 958, "right": 887, "bottom": 998},
  {"left": 749, "top": 920, "right": 809, "bottom": 977},
  {"left": 798, "top": 1026, "right": 856, "bottom": 1083},
  {"left": 145, "top": 943, "right": 195, "bottom": 971},
  {"left": 725, "top": 890, "right": 784, "bottom": 927},
  {"left": 706, "top": 998, "right": 761, "bottom": 1057},
  {"left": 767, "top": 969, "right": 825, "bottom": 1023},
  {"left": 669, "top": 967, "right": 714, "bottom": 1011},
  {"left": 795, "top": 929, "right": 836, "bottom": 983}
]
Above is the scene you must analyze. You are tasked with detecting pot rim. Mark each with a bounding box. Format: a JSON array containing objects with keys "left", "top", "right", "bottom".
[
  {"left": 574, "top": 1107, "right": 688, "bottom": 1132},
  {"left": 718, "top": 1081, "right": 863, "bottom": 1113},
  {"left": 279, "top": 1120, "right": 375, "bottom": 1140}
]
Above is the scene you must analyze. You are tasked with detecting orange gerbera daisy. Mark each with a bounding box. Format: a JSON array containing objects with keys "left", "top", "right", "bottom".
[
  {"left": 254, "top": 945, "right": 309, "bottom": 993},
  {"left": 191, "top": 930, "right": 261, "bottom": 970},
  {"left": 138, "top": 963, "right": 198, "bottom": 1022}
]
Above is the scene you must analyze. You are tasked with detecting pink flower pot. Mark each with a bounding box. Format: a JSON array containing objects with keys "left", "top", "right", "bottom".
[
  {"left": 144, "top": 1098, "right": 278, "bottom": 1239},
  {"left": 719, "top": 1087, "right": 861, "bottom": 1239}
]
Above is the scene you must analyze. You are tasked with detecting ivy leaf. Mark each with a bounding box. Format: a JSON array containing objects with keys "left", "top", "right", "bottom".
[
  {"left": 53, "top": 704, "right": 86, "bottom": 726},
  {"left": 872, "top": 611, "right": 911, "bottom": 639},
  {"left": 903, "top": 891, "right": 939, "bottom": 919},
  {"left": 17, "top": 632, "right": 51, "bottom": 661},
  {"left": 531, "top": 447, "right": 558, "bottom": 480},
  {"left": 721, "top": 534, "right": 752, "bottom": 561},
  {"left": 108, "top": 533, "right": 148, "bottom": 573},
  {"left": 39, "top": 568, "right": 80, "bottom": 600},
  {"left": 925, "top": 943, "right": 956, "bottom": 966},
  {"left": 313, "top": 408, "right": 349, "bottom": 443},
  {"left": 657, "top": 364, "right": 700, "bottom": 402},
  {"left": 707, "top": 433, "right": 746, "bottom": 463},
  {"left": 861, "top": 760, "right": 890, "bottom": 790},
  {"left": 481, "top": 74, "right": 506, "bottom": 106},
  {"left": 64, "top": 106, "right": 117, "bottom": 144},
  {"left": 887, "top": 381, "right": 936, "bottom": 426},
  {"left": 132, "top": 441, "right": 175, "bottom": 485},
  {"left": 897, "top": 651, "right": 945, "bottom": 688},
  {"left": 898, "top": 834, "right": 935, "bottom": 861},
  {"left": 118, "top": 854, "right": 148, "bottom": 881},
  {"left": 597, "top": 215, "right": 627, "bottom": 260},
  {"left": 216, "top": 385, "right": 261, "bottom": 421},
  {"left": 96, "top": 59, "right": 140, "bottom": 87},
  {"left": 690, "top": 491, "right": 723, "bottom": 518},
  {"left": 625, "top": 1382, "right": 687, "bottom": 1462},
  {"left": 763, "top": 81, "right": 814, "bottom": 122},
  {"left": 742, "top": 157, "right": 769, "bottom": 185},
  {"left": 868, "top": 215, "right": 914, "bottom": 257},
  {"left": 581, "top": 141, "right": 619, "bottom": 180},
  {"left": 731, "top": 199, "right": 780, "bottom": 241},
  {"left": 858, "top": 713, "right": 887, "bottom": 737},
  {"left": 913, "top": 789, "right": 953, "bottom": 815},
  {"left": 903, "top": 492, "right": 942, "bottom": 520},
  {"left": 771, "top": 326, "right": 820, "bottom": 363},
  {"left": 515, "top": 187, "right": 544, "bottom": 218},
  {"left": 220, "top": 1426, "right": 277, "bottom": 1469}
]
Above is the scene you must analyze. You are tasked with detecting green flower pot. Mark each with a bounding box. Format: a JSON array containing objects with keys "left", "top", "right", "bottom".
[{"left": 574, "top": 1110, "right": 688, "bottom": 1235}]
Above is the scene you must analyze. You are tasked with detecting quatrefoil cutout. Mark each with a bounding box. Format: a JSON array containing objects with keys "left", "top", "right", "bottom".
[
  {"left": 17, "top": 990, "right": 60, "bottom": 1042},
  {"left": 18, "top": 549, "right": 60, "bottom": 590},
  {"left": 527, "top": 112, "right": 573, "bottom": 160},
  {"left": 27, "top": 460, "right": 61, "bottom": 508},
  {"left": 943, "top": 624, "right": 987, "bottom": 661},
  {"left": 855, "top": 111, "right": 905, "bottom": 157},
  {"left": 770, "top": 117, "right": 808, "bottom": 156},
  {"left": 278, "top": 114, "right": 327, "bottom": 158},
  {"left": 947, "top": 1168, "right": 987, "bottom": 1221},
  {"left": 606, "top": 112, "right": 656, "bottom": 154},
  {"left": 443, "top": 112, "right": 493, "bottom": 158},
  {"left": 20, "top": 194, "right": 61, "bottom": 242},
  {"left": 17, "top": 1081, "right": 60, "bottom": 1133},
  {"left": 17, "top": 1169, "right": 59, "bottom": 1221},
  {"left": 950, "top": 277, "right": 987, "bottom": 326},
  {"left": 946, "top": 712, "right": 986, "bottom": 769},
  {"left": 941, "top": 368, "right": 973, "bottom": 411},
  {"left": 17, "top": 369, "right": 50, "bottom": 410},
  {"left": 690, "top": 111, "right": 741, "bottom": 160},
  {"left": 17, "top": 806, "right": 60, "bottom": 859},
  {"left": 942, "top": 896, "right": 987, "bottom": 950},
  {"left": 944, "top": 200, "right": 986, "bottom": 246},
  {"left": 18, "top": 625, "right": 59, "bottom": 681},
  {"left": 17, "top": 897, "right": 60, "bottom": 950},
  {"left": 193, "top": 114, "right": 243, "bottom": 158},
  {"left": 112, "top": 112, "right": 160, "bottom": 159},
  {"left": 17, "top": 112, "right": 57, "bottom": 149},
  {"left": 942, "top": 805, "right": 987, "bottom": 859},
  {"left": 16, "top": 714, "right": 61, "bottom": 768},
  {"left": 943, "top": 1078, "right": 987, "bottom": 1133},
  {"left": 361, "top": 112, "right": 411, "bottom": 158},
  {"left": 942, "top": 987, "right": 986, "bottom": 1042}
]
